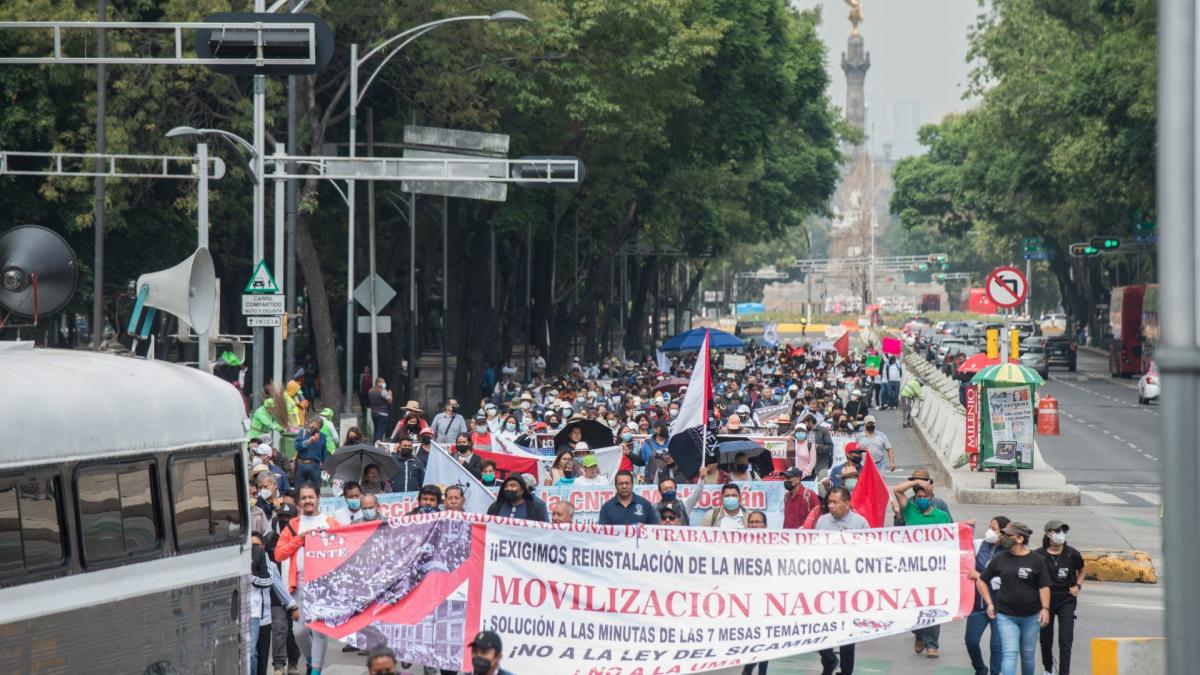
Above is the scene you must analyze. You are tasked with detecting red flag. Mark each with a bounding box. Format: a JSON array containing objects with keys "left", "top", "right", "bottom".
[
  {"left": 850, "top": 451, "right": 891, "bottom": 528},
  {"left": 833, "top": 331, "right": 850, "bottom": 357}
]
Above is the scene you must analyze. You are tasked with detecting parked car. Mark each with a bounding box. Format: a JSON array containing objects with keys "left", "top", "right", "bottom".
[
  {"left": 943, "top": 343, "right": 981, "bottom": 376},
  {"left": 1011, "top": 321, "right": 1040, "bottom": 341},
  {"left": 1044, "top": 335, "right": 1077, "bottom": 371},
  {"left": 936, "top": 338, "right": 966, "bottom": 364},
  {"left": 1018, "top": 342, "right": 1051, "bottom": 379},
  {"left": 1138, "top": 362, "right": 1160, "bottom": 404}
]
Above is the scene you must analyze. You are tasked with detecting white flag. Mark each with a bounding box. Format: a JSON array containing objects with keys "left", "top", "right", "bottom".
[
  {"left": 425, "top": 442, "right": 493, "bottom": 514},
  {"left": 656, "top": 349, "right": 673, "bottom": 374}
]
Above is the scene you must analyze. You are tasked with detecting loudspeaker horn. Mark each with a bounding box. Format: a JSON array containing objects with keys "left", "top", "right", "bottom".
[
  {"left": 0, "top": 225, "right": 79, "bottom": 319},
  {"left": 133, "top": 247, "right": 217, "bottom": 336}
]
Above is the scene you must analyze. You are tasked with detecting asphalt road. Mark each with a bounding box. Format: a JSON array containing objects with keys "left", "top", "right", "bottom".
[{"left": 1036, "top": 349, "right": 1163, "bottom": 499}]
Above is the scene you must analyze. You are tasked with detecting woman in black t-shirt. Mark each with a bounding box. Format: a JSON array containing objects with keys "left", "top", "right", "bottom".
[
  {"left": 976, "top": 522, "right": 1052, "bottom": 675},
  {"left": 1036, "top": 520, "right": 1086, "bottom": 675}
]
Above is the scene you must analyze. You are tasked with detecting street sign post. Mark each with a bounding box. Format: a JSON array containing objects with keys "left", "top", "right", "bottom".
[
  {"left": 247, "top": 315, "right": 282, "bottom": 328},
  {"left": 985, "top": 266, "right": 1029, "bottom": 309},
  {"left": 245, "top": 259, "right": 280, "bottom": 294},
  {"left": 242, "top": 294, "right": 285, "bottom": 315}
]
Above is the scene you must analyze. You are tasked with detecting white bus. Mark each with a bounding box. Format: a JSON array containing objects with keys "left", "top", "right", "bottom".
[{"left": 0, "top": 345, "right": 251, "bottom": 674}]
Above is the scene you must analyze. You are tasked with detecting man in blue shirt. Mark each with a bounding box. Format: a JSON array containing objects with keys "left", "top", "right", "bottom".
[
  {"left": 598, "top": 471, "right": 661, "bottom": 525},
  {"left": 293, "top": 418, "right": 327, "bottom": 487}
]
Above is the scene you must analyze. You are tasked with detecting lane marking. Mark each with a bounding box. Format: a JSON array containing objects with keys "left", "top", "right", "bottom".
[
  {"left": 1096, "top": 603, "right": 1164, "bottom": 611},
  {"left": 1130, "top": 492, "right": 1162, "bottom": 505},
  {"left": 1083, "top": 490, "right": 1128, "bottom": 505}
]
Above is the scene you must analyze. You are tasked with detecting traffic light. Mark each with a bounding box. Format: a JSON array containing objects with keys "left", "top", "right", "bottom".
[
  {"left": 196, "top": 12, "right": 334, "bottom": 76},
  {"left": 934, "top": 273, "right": 948, "bottom": 281},
  {"left": 1090, "top": 237, "right": 1121, "bottom": 251},
  {"left": 1069, "top": 243, "right": 1100, "bottom": 257},
  {"left": 918, "top": 263, "right": 929, "bottom": 272},
  {"left": 927, "top": 253, "right": 949, "bottom": 264}
]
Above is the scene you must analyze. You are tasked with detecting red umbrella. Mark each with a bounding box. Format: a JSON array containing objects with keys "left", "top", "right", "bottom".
[
  {"left": 958, "top": 352, "right": 1000, "bottom": 374},
  {"left": 653, "top": 377, "right": 689, "bottom": 394}
]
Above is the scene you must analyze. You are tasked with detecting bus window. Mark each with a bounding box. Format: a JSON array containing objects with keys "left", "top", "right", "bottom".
[
  {"left": 0, "top": 475, "right": 67, "bottom": 581},
  {"left": 76, "top": 463, "right": 162, "bottom": 565},
  {"left": 0, "top": 485, "right": 20, "bottom": 577},
  {"left": 18, "top": 476, "right": 65, "bottom": 570},
  {"left": 169, "top": 450, "right": 245, "bottom": 550}
]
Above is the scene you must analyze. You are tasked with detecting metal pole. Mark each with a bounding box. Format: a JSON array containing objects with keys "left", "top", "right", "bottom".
[
  {"left": 806, "top": 228, "right": 814, "bottom": 324},
  {"left": 273, "top": 143, "right": 285, "bottom": 390},
  {"left": 1158, "top": 1, "right": 1197, "bottom": 673},
  {"left": 197, "top": 142, "right": 210, "bottom": 372},
  {"left": 252, "top": 7, "right": 266, "bottom": 402},
  {"left": 285, "top": 13, "right": 299, "bottom": 377},
  {"left": 344, "top": 43, "right": 358, "bottom": 414},
  {"left": 490, "top": 223, "right": 496, "bottom": 309},
  {"left": 441, "top": 194, "right": 449, "bottom": 401},
  {"left": 368, "top": 106, "right": 379, "bottom": 384},
  {"left": 91, "top": 0, "right": 106, "bottom": 350},
  {"left": 1025, "top": 258, "right": 1031, "bottom": 317},
  {"left": 525, "top": 219, "right": 532, "bottom": 381},
  {"left": 868, "top": 152, "right": 876, "bottom": 306},
  {"left": 408, "top": 188, "right": 418, "bottom": 401}
]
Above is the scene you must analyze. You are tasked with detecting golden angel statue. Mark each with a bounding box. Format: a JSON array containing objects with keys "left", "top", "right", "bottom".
[{"left": 846, "top": 0, "right": 864, "bottom": 36}]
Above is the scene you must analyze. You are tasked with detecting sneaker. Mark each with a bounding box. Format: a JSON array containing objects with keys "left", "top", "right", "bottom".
[
  {"left": 341, "top": 644, "right": 357, "bottom": 652},
  {"left": 914, "top": 637, "right": 925, "bottom": 653},
  {"left": 926, "top": 647, "right": 939, "bottom": 658}
]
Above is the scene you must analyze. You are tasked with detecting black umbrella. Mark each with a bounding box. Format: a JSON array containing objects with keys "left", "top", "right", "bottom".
[
  {"left": 715, "top": 437, "right": 776, "bottom": 477},
  {"left": 553, "top": 418, "right": 615, "bottom": 450},
  {"left": 322, "top": 443, "right": 404, "bottom": 482}
]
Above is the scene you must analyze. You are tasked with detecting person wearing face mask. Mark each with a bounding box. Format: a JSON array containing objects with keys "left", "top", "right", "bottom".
[
  {"left": 702, "top": 483, "right": 749, "bottom": 528},
  {"left": 294, "top": 419, "right": 329, "bottom": 487},
  {"left": 978, "top": 522, "right": 1053, "bottom": 675},
  {"left": 965, "top": 516, "right": 1010, "bottom": 675},
  {"left": 814, "top": 487, "right": 867, "bottom": 675},
  {"left": 632, "top": 422, "right": 675, "bottom": 484},
  {"left": 334, "top": 481, "right": 365, "bottom": 525},
  {"left": 497, "top": 415, "right": 521, "bottom": 443},
  {"left": 549, "top": 452, "right": 578, "bottom": 486},
  {"left": 893, "top": 478, "right": 953, "bottom": 658},
  {"left": 1036, "top": 520, "right": 1084, "bottom": 675},
  {"left": 486, "top": 475, "right": 549, "bottom": 521},
  {"left": 390, "top": 401, "right": 428, "bottom": 442},
  {"left": 781, "top": 468, "right": 821, "bottom": 529},
  {"left": 855, "top": 415, "right": 895, "bottom": 472},
  {"left": 727, "top": 452, "right": 759, "bottom": 482},
  {"left": 468, "top": 630, "right": 515, "bottom": 675},
  {"left": 893, "top": 468, "right": 953, "bottom": 525},
  {"left": 479, "top": 460, "right": 499, "bottom": 487},
  {"left": 844, "top": 387, "right": 870, "bottom": 422},
  {"left": 826, "top": 443, "right": 865, "bottom": 490},
  {"left": 455, "top": 432, "right": 485, "bottom": 479},
  {"left": 430, "top": 398, "right": 466, "bottom": 445},
  {"left": 359, "top": 493, "right": 382, "bottom": 522},
  {"left": 249, "top": 531, "right": 298, "bottom": 675},
  {"left": 273, "top": 484, "right": 339, "bottom": 675}
]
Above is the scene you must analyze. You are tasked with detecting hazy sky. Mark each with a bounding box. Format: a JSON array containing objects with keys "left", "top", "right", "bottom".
[{"left": 791, "top": 0, "right": 984, "bottom": 157}]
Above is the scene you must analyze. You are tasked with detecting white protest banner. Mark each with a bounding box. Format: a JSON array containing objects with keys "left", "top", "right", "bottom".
[
  {"left": 831, "top": 431, "right": 857, "bottom": 467},
  {"left": 722, "top": 353, "right": 747, "bottom": 371},
  {"left": 984, "top": 385, "right": 1035, "bottom": 468},
  {"left": 301, "top": 513, "right": 973, "bottom": 673}
]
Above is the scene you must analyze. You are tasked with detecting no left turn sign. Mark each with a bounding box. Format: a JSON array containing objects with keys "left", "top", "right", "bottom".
[{"left": 985, "top": 266, "right": 1028, "bottom": 308}]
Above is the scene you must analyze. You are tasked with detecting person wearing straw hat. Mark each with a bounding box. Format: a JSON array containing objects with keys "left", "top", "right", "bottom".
[{"left": 390, "top": 400, "right": 427, "bottom": 441}]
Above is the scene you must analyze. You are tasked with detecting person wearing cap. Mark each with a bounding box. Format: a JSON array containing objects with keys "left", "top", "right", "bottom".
[
  {"left": 575, "top": 454, "right": 610, "bottom": 486},
  {"left": 469, "top": 630, "right": 514, "bottom": 675},
  {"left": 390, "top": 401, "right": 428, "bottom": 442},
  {"left": 893, "top": 476, "right": 952, "bottom": 658},
  {"left": 486, "top": 475, "right": 549, "bottom": 521},
  {"left": 430, "top": 398, "right": 467, "bottom": 446},
  {"left": 414, "top": 427, "right": 435, "bottom": 469},
  {"left": 318, "top": 408, "right": 339, "bottom": 454},
  {"left": 469, "top": 412, "right": 493, "bottom": 453},
  {"left": 782, "top": 468, "right": 821, "bottom": 529},
  {"left": 845, "top": 387, "right": 870, "bottom": 421},
  {"left": 855, "top": 415, "right": 895, "bottom": 472},
  {"left": 598, "top": 471, "right": 661, "bottom": 525},
  {"left": 1036, "top": 520, "right": 1084, "bottom": 675},
  {"left": 977, "top": 522, "right": 1053, "bottom": 675},
  {"left": 252, "top": 442, "right": 291, "bottom": 495},
  {"left": 656, "top": 502, "right": 684, "bottom": 526},
  {"left": 827, "top": 442, "right": 865, "bottom": 491}
]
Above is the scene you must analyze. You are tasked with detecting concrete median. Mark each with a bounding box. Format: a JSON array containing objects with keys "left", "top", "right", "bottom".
[
  {"left": 1081, "top": 549, "right": 1158, "bottom": 584},
  {"left": 901, "top": 352, "right": 1081, "bottom": 507},
  {"left": 1091, "top": 637, "right": 1165, "bottom": 674}
]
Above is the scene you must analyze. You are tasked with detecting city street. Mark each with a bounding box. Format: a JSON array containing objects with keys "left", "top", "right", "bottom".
[{"left": 324, "top": 395, "right": 1165, "bottom": 675}]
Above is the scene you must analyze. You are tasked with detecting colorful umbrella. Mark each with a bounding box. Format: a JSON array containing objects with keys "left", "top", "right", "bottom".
[
  {"left": 970, "top": 362, "right": 1045, "bottom": 387},
  {"left": 659, "top": 327, "right": 744, "bottom": 352},
  {"left": 957, "top": 353, "right": 1000, "bottom": 374}
]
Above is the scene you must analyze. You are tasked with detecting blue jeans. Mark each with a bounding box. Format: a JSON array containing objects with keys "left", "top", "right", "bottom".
[
  {"left": 249, "top": 617, "right": 260, "bottom": 673},
  {"left": 995, "top": 613, "right": 1040, "bottom": 675},
  {"left": 965, "top": 610, "right": 1001, "bottom": 674},
  {"left": 295, "top": 460, "right": 322, "bottom": 489}
]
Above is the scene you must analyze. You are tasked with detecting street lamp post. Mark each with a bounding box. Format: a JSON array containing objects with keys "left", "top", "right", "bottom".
[{"left": 342, "top": 10, "right": 531, "bottom": 414}]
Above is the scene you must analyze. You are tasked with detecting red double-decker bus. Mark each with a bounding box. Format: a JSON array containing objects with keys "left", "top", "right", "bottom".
[{"left": 1109, "top": 285, "right": 1149, "bottom": 377}]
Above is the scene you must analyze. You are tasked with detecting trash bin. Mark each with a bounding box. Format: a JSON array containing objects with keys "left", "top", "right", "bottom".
[{"left": 279, "top": 431, "right": 297, "bottom": 463}]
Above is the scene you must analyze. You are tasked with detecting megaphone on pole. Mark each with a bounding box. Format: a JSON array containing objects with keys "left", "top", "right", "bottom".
[{"left": 128, "top": 248, "right": 217, "bottom": 339}]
